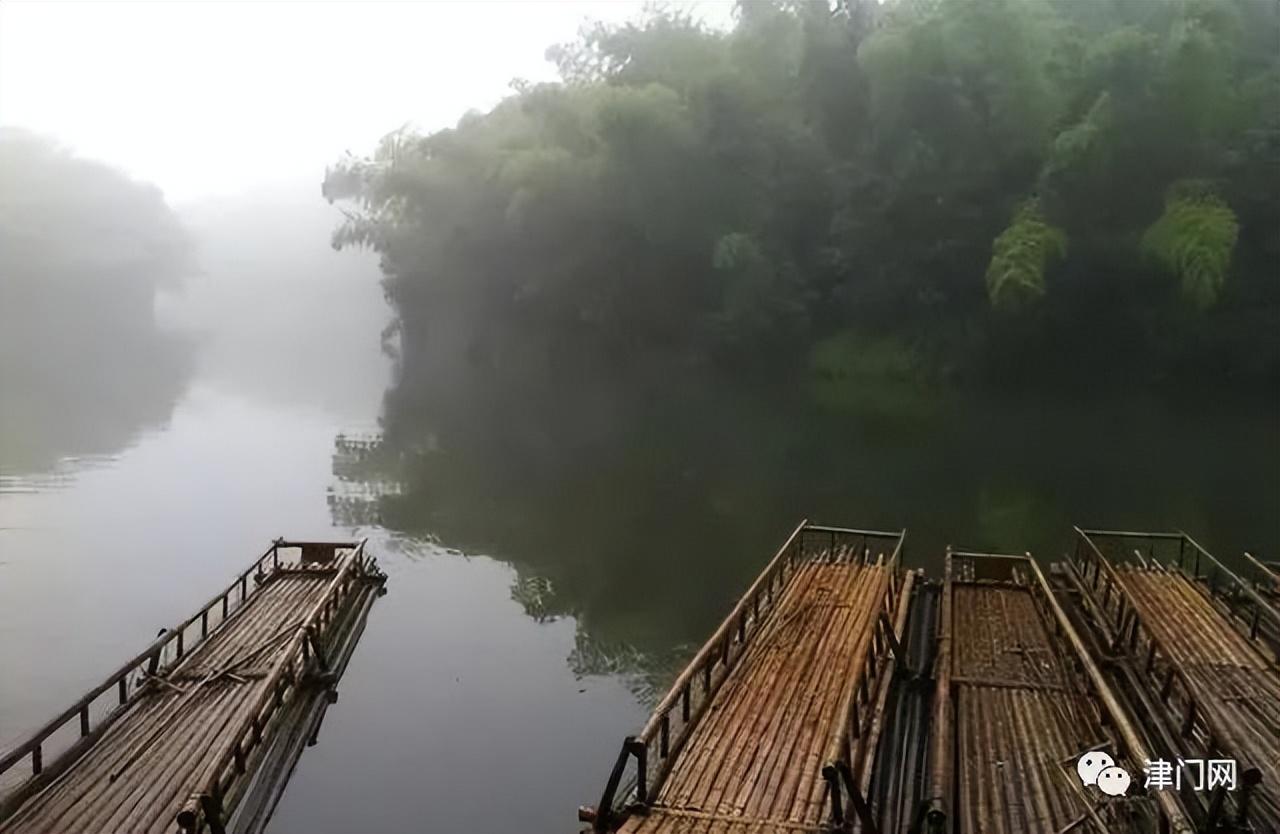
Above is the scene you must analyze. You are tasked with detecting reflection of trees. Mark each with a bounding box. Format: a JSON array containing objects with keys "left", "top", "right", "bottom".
[
  {"left": 331, "top": 361, "right": 1280, "bottom": 673},
  {"left": 0, "top": 130, "right": 192, "bottom": 475},
  {"left": 0, "top": 330, "right": 191, "bottom": 475},
  {"left": 568, "top": 626, "right": 688, "bottom": 710},
  {"left": 327, "top": 371, "right": 821, "bottom": 657}
]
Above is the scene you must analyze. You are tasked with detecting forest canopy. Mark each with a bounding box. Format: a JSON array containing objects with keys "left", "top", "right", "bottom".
[{"left": 324, "top": 0, "right": 1280, "bottom": 389}]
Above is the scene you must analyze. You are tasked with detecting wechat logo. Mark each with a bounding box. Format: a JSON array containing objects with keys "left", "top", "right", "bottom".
[{"left": 1076, "top": 750, "right": 1131, "bottom": 797}]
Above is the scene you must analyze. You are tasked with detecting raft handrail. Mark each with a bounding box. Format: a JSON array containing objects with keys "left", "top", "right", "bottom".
[
  {"left": 0, "top": 539, "right": 366, "bottom": 824},
  {"left": 1178, "top": 533, "right": 1280, "bottom": 644},
  {"left": 1024, "top": 553, "right": 1194, "bottom": 834},
  {"left": 1243, "top": 552, "right": 1279, "bottom": 593},
  {"left": 1078, "top": 528, "right": 1280, "bottom": 651},
  {"left": 1070, "top": 529, "right": 1252, "bottom": 829},
  {"left": 178, "top": 539, "right": 382, "bottom": 833},
  {"left": 584, "top": 521, "right": 905, "bottom": 831},
  {"left": 638, "top": 518, "right": 809, "bottom": 743},
  {"left": 0, "top": 539, "right": 312, "bottom": 786},
  {"left": 821, "top": 559, "right": 911, "bottom": 834}
]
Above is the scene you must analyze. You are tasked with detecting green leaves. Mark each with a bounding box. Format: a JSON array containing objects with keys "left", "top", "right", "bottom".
[
  {"left": 985, "top": 200, "right": 1067, "bottom": 310},
  {"left": 323, "top": 0, "right": 1279, "bottom": 384},
  {"left": 1141, "top": 180, "right": 1239, "bottom": 309}
]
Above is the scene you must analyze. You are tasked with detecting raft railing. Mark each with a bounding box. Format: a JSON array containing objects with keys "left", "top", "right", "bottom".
[
  {"left": 582, "top": 521, "right": 905, "bottom": 832},
  {"left": 1074, "top": 528, "right": 1279, "bottom": 659},
  {"left": 176, "top": 540, "right": 386, "bottom": 834},
  {"left": 0, "top": 539, "right": 375, "bottom": 823},
  {"left": 1241, "top": 552, "right": 1279, "bottom": 597},
  {"left": 1069, "top": 529, "right": 1264, "bottom": 832},
  {"left": 821, "top": 557, "right": 912, "bottom": 834}
]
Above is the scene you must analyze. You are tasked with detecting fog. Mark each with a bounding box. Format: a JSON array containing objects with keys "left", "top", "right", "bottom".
[
  {"left": 163, "top": 183, "right": 391, "bottom": 417},
  {"left": 1, "top": 1, "right": 1277, "bottom": 833},
  {"left": 0, "top": 1, "right": 726, "bottom": 201},
  {"left": 1, "top": 1, "right": 730, "bottom": 469}
]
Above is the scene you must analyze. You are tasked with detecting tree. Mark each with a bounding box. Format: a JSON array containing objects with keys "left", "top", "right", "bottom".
[{"left": 325, "top": 0, "right": 1280, "bottom": 388}]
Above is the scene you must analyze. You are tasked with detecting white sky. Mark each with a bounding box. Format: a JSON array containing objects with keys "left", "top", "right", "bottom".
[{"left": 0, "top": 1, "right": 733, "bottom": 204}]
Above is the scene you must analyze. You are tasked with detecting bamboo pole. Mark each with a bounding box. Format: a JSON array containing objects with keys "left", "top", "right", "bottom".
[
  {"left": 1026, "top": 556, "right": 1195, "bottom": 834},
  {"left": 925, "top": 548, "right": 954, "bottom": 833}
]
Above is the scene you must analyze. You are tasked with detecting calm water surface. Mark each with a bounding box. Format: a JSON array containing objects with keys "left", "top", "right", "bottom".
[{"left": 1, "top": 266, "right": 1277, "bottom": 833}]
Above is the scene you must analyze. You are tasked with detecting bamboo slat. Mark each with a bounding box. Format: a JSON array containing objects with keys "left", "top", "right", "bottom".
[{"left": 618, "top": 552, "right": 892, "bottom": 834}]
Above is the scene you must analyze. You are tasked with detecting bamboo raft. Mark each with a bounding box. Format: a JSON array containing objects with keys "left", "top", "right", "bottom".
[
  {"left": 1065, "top": 530, "right": 1280, "bottom": 834},
  {"left": 0, "top": 540, "right": 386, "bottom": 834},
  {"left": 928, "top": 550, "right": 1187, "bottom": 834},
  {"left": 585, "top": 522, "right": 1272, "bottom": 834},
  {"left": 581, "top": 522, "right": 913, "bottom": 834}
]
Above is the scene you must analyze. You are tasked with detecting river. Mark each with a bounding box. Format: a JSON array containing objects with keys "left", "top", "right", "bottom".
[{"left": 1, "top": 215, "right": 1277, "bottom": 832}]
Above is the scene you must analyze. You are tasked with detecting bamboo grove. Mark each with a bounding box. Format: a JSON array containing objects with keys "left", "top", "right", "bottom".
[{"left": 324, "top": 0, "right": 1280, "bottom": 390}]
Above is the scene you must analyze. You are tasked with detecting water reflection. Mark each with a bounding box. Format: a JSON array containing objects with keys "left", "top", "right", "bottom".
[
  {"left": 0, "top": 329, "right": 191, "bottom": 484},
  {"left": 332, "top": 369, "right": 1280, "bottom": 663}
]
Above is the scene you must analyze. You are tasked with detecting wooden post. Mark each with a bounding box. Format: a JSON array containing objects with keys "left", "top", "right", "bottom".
[
  {"left": 823, "top": 765, "right": 844, "bottom": 825},
  {"left": 80, "top": 706, "right": 90, "bottom": 737},
  {"left": 631, "top": 739, "right": 648, "bottom": 805},
  {"left": 840, "top": 762, "right": 880, "bottom": 834},
  {"left": 202, "top": 794, "right": 228, "bottom": 834}
]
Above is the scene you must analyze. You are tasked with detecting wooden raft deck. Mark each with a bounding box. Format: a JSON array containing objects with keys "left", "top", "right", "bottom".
[
  {"left": 1069, "top": 530, "right": 1280, "bottom": 832},
  {"left": 0, "top": 540, "right": 386, "bottom": 834},
  {"left": 584, "top": 522, "right": 911, "bottom": 834},
  {"left": 930, "top": 551, "right": 1180, "bottom": 834}
]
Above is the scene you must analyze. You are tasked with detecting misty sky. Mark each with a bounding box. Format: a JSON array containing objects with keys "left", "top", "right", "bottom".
[{"left": 0, "top": 1, "right": 732, "bottom": 204}]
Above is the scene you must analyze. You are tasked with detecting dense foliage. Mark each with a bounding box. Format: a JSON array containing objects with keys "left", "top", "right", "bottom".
[{"left": 325, "top": 0, "right": 1280, "bottom": 388}]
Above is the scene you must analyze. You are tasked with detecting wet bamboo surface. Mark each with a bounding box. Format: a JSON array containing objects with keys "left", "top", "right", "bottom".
[
  {"left": 0, "top": 562, "right": 377, "bottom": 834},
  {"left": 949, "top": 583, "right": 1150, "bottom": 834},
  {"left": 619, "top": 554, "right": 891, "bottom": 834},
  {"left": 1113, "top": 565, "right": 1280, "bottom": 826}
]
